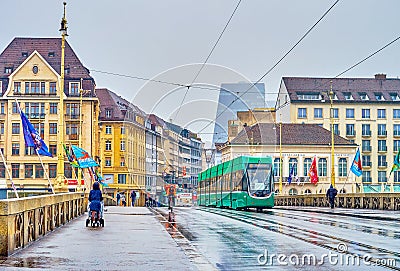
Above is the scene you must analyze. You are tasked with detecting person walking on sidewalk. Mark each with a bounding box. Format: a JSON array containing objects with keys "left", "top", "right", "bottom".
[
  {"left": 116, "top": 192, "right": 120, "bottom": 206},
  {"left": 121, "top": 193, "right": 126, "bottom": 207},
  {"left": 326, "top": 184, "right": 338, "bottom": 209},
  {"left": 130, "top": 190, "right": 136, "bottom": 207}
]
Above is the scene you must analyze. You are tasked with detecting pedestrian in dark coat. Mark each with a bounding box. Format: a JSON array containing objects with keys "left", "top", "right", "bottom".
[
  {"left": 116, "top": 192, "right": 121, "bottom": 206},
  {"left": 326, "top": 184, "right": 338, "bottom": 209},
  {"left": 130, "top": 190, "right": 136, "bottom": 207}
]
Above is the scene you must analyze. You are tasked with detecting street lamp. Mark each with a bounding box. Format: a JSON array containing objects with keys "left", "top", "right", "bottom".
[
  {"left": 328, "top": 81, "right": 335, "bottom": 187},
  {"left": 273, "top": 116, "right": 283, "bottom": 194}
]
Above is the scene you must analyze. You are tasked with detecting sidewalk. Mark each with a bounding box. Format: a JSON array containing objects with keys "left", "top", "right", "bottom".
[
  {"left": 0, "top": 207, "right": 199, "bottom": 270},
  {"left": 274, "top": 206, "right": 400, "bottom": 221}
]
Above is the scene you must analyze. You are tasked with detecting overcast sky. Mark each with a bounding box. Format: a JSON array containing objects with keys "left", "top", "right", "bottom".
[{"left": 1, "top": 0, "right": 399, "bottom": 143}]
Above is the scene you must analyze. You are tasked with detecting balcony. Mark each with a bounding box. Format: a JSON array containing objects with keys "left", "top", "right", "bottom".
[
  {"left": 362, "top": 162, "right": 372, "bottom": 168},
  {"left": 378, "top": 146, "right": 387, "bottom": 152},
  {"left": 67, "top": 134, "right": 78, "bottom": 140},
  {"left": 362, "top": 146, "right": 372, "bottom": 152},
  {"left": 362, "top": 177, "right": 372, "bottom": 183},
  {"left": 346, "top": 131, "right": 356, "bottom": 137},
  {"left": 377, "top": 130, "right": 387, "bottom": 137},
  {"left": 378, "top": 162, "right": 388, "bottom": 168},
  {"left": 27, "top": 113, "right": 45, "bottom": 119},
  {"left": 394, "top": 131, "right": 400, "bottom": 137},
  {"left": 362, "top": 130, "right": 372, "bottom": 137},
  {"left": 65, "top": 114, "right": 80, "bottom": 121}
]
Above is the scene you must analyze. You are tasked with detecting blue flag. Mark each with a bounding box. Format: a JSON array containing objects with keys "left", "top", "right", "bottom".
[
  {"left": 287, "top": 165, "right": 294, "bottom": 184},
  {"left": 71, "top": 146, "right": 99, "bottom": 168},
  {"left": 20, "top": 110, "right": 52, "bottom": 157},
  {"left": 350, "top": 148, "right": 362, "bottom": 177}
]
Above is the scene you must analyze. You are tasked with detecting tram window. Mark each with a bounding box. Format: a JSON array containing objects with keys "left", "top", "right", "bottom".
[{"left": 242, "top": 174, "right": 248, "bottom": 191}]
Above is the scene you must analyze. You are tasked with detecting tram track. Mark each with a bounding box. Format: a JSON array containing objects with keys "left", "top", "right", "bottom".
[{"left": 199, "top": 207, "right": 400, "bottom": 270}]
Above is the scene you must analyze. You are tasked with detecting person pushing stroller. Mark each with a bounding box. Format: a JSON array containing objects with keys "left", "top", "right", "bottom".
[{"left": 87, "top": 182, "right": 104, "bottom": 226}]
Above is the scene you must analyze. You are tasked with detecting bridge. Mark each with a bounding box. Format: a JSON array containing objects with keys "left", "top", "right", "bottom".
[{"left": 0, "top": 193, "right": 399, "bottom": 270}]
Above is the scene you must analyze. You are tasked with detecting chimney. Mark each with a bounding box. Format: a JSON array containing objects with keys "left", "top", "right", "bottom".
[{"left": 375, "top": 73, "right": 387, "bottom": 80}]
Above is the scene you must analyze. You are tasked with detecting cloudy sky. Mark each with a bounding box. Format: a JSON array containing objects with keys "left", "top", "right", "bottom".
[{"left": 1, "top": 0, "right": 399, "bottom": 143}]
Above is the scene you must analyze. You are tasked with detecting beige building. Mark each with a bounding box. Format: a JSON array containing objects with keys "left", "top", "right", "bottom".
[
  {"left": 96, "top": 88, "right": 146, "bottom": 205},
  {"left": 219, "top": 123, "right": 357, "bottom": 195},
  {"left": 0, "top": 38, "right": 98, "bottom": 193},
  {"left": 276, "top": 75, "right": 400, "bottom": 190}
]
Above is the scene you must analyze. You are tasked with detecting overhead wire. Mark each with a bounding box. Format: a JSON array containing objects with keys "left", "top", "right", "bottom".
[{"left": 173, "top": 0, "right": 242, "bottom": 122}]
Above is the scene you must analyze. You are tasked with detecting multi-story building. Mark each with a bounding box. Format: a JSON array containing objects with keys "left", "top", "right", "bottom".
[
  {"left": 96, "top": 88, "right": 146, "bottom": 205},
  {"left": 276, "top": 74, "right": 400, "bottom": 189},
  {"left": 0, "top": 37, "right": 98, "bottom": 193},
  {"left": 190, "top": 136, "right": 203, "bottom": 189},
  {"left": 218, "top": 123, "right": 357, "bottom": 195}
]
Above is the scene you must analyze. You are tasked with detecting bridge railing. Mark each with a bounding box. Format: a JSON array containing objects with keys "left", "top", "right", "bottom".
[
  {"left": 0, "top": 192, "right": 85, "bottom": 256},
  {"left": 275, "top": 193, "right": 400, "bottom": 211}
]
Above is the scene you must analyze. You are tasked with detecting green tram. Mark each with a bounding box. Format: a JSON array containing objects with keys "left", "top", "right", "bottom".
[{"left": 198, "top": 156, "right": 274, "bottom": 210}]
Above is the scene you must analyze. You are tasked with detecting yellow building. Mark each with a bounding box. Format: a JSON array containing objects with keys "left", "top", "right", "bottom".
[
  {"left": 276, "top": 75, "right": 400, "bottom": 191},
  {"left": 96, "top": 88, "right": 146, "bottom": 205},
  {"left": 0, "top": 38, "right": 98, "bottom": 194}
]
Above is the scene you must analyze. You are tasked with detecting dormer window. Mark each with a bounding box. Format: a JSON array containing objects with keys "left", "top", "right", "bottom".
[
  {"left": 105, "top": 109, "right": 112, "bottom": 119},
  {"left": 4, "top": 67, "right": 13, "bottom": 74},
  {"left": 374, "top": 93, "right": 384, "bottom": 101},
  {"left": 296, "top": 92, "right": 319, "bottom": 100},
  {"left": 22, "top": 52, "right": 28, "bottom": 57},
  {"left": 390, "top": 93, "right": 400, "bottom": 101},
  {"left": 69, "top": 82, "right": 80, "bottom": 96},
  {"left": 48, "top": 52, "right": 55, "bottom": 57},
  {"left": 359, "top": 92, "right": 369, "bottom": 100},
  {"left": 343, "top": 92, "right": 353, "bottom": 100},
  {"left": 65, "top": 67, "right": 70, "bottom": 75}
]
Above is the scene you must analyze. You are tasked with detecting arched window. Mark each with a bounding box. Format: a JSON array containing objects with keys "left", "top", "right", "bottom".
[
  {"left": 318, "top": 158, "right": 327, "bottom": 177},
  {"left": 289, "top": 158, "right": 298, "bottom": 176},
  {"left": 274, "top": 158, "right": 281, "bottom": 176},
  {"left": 289, "top": 188, "right": 298, "bottom": 195},
  {"left": 338, "top": 158, "right": 347, "bottom": 177},
  {"left": 303, "top": 158, "right": 312, "bottom": 176},
  {"left": 274, "top": 189, "right": 280, "bottom": 195},
  {"left": 304, "top": 189, "right": 312, "bottom": 195},
  {"left": 339, "top": 188, "right": 346, "bottom": 193}
]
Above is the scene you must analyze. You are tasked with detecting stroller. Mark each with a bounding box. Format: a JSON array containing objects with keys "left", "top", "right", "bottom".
[{"left": 86, "top": 200, "right": 104, "bottom": 227}]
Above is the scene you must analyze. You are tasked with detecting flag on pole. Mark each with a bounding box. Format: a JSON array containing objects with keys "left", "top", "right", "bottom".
[
  {"left": 63, "top": 144, "right": 79, "bottom": 167},
  {"left": 287, "top": 165, "right": 294, "bottom": 185},
  {"left": 390, "top": 149, "right": 400, "bottom": 174},
  {"left": 350, "top": 148, "right": 362, "bottom": 177},
  {"left": 308, "top": 157, "right": 319, "bottom": 184},
  {"left": 20, "top": 110, "right": 52, "bottom": 157},
  {"left": 71, "top": 146, "right": 99, "bottom": 168}
]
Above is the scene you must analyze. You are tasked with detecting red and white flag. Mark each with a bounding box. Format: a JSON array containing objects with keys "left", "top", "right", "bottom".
[{"left": 308, "top": 157, "right": 319, "bottom": 184}]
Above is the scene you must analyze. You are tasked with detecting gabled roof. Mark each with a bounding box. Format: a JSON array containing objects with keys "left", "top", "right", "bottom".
[
  {"left": 282, "top": 75, "right": 400, "bottom": 103},
  {"left": 231, "top": 123, "right": 355, "bottom": 146}
]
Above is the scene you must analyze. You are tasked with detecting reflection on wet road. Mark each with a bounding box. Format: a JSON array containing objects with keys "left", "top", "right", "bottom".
[{"left": 172, "top": 207, "right": 398, "bottom": 270}]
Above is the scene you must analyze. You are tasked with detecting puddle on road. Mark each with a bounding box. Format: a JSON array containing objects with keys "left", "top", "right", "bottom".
[{"left": 0, "top": 256, "right": 70, "bottom": 268}]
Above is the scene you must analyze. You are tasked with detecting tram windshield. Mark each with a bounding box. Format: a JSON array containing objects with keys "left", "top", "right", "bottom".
[{"left": 246, "top": 163, "right": 272, "bottom": 196}]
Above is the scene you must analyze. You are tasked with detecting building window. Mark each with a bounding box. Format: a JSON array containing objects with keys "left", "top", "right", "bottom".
[
  {"left": 362, "top": 155, "right": 371, "bottom": 167},
  {"left": 25, "top": 164, "right": 33, "bottom": 178},
  {"left": 33, "top": 123, "right": 44, "bottom": 138},
  {"left": 390, "top": 93, "right": 400, "bottom": 101},
  {"left": 30, "top": 82, "right": 40, "bottom": 93},
  {"left": 12, "top": 102, "right": 18, "bottom": 113},
  {"left": 69, "top": 82, "right": 80, "bottom": 96},
  {"left": 273, "top": 158, "right": 281, "bottom": 176},
  {"left": 49, "top": 145, "right": 57, "bottom": 156},
  {"left": 359, "top": 93, "right": 369, "bottom": 100},
  {"left": 362, "top": 124, "right": 371, "bottom": 136},
  {"left": 120, "top": 157, "right": 125, "bottom": 167},
  {"left": 12, "top": 123, "right": 20, "bottom": 134},
  {"left": 0, "top": 164, "right": 5, "bottom": 178},
  {"left": 25, "top": 147, "right": 35, "bottom": 156},
  {"left": 288, "top": 158, "right": 298, "bottom": 176},
  {"left": 105, "top": 125, "right": 112, "bottom": 134},
  {"left": 50, "top": 82, "right": 57, "bottom": 94},
  {"left": 345, "top": 108, "right": 354, "bottom": 118},
  {"left": 48, "top": 52, "right": 55, "bottom": 57},
  {"left": 12, "top": 143, "right": 20, "bottom": 155},
  {"left": 362, "top": 109, "right": 370, "bottom": 119},
  {"left": 49, "top": 164, "right": 57, "bottom": 178},
  {"left": 362, "top": 140, "right": 371, "bottom": 152},
  {"left": 0, "top": 123, "right": 4, "bottom": 134},
  {"left": 14, "top": 82, "right": 21, "bottom": 94},
  {"left": 378, "top": 171, "right": 387, "bottom": 182},
  {"left": 35, "top": 164, "right": 44, "bottom": 178},
  {"left": 378, "top": 140, "right": 387, "bottom": 152},
  {"left": 394, "top": 172, "right": 400, "bottom": 183},
  {"left": 338, "top": 158, "right": 347, "bottom": 177},
  {"left": 118, "top": 174, "right": 127, "bottom": 184},
  {"left": 4, "top": 67, "right": 13, "bottom": 74},
  {"left": 12, "top": 164, "right": 20, "bottom": 178},
  {"left": 343, "top": 92, "right": 353, "bottom": 100},
  {"left": 394, "top": 140, "right": 400, "bottom": 152},
  {"left": 394, "top": 124, "right": 400, "bottom": 136},
  {"left": 25, "top": 82, "right": 30, "bottom": 94},
  {"left": 378, "top": 155, "right": 387, "bottom": 167},
  {"left": 377, "top": 109, "right": 386, "bottom": 119},
  {"left": 105, "top": 109, "right": 112, "bottom": 119},
  {"left": 362, "top": 171, "right": 371, "bottom": 183},
  {"left": 378, "top": 124, "right": 387, "bottom": 136},
  {"left": 394, "top": 109, "right": 400, "bottom": 119},
  {"left": 288, "top": 188, "right": 298, "bottom": 195},
  {"left": 105, "top": 140, "right": 112, "bottom": 151},
  {"left": 49, "top": 103, "right": 57, "bottom": 114},
  {"left": 0, "top": 103, "right": 4, "bottom": 114},
  {"left": 66, "top": 124, "right": 78, "bottom": 135},
  {"left": 375, "top": 93, "right": 384, "bottom": 101},
  {"left": 303, "top": 158, "right": 312, "bottom": 176},
  {"left": 105, "top": 157, "right": 111, "bottom": 167},
  {"left": 333, "top": 124, "right": 339, "bottom": 135},
  {"left": 66, "top": 103, "right": 80, "bottom": 118},
  {"left": 318, "top": 158, "right": 327, "bottom": 177},
  {"left": 120, "top": 140, "right": 125, "bottom": 151},
  {"left": 49, "top": 123, "right": 57, "bottom": 134},
  {"left": 297, "top": 108, "right": 307, "bottom": 119},
  {"left": 121, "top": 126, "right": 125, "bottom": 134},
  {"left": 64, "top": 163, "right": 72, "bottom": 178},
  {"left": 346, "top": 124, "right": 355, "bottom": 136},
  {"left": 314, "top": 108, "right": 322, "bottom": 119},
  {"left": 41, "top": 82, "right": 45, "bottom": 94},
  {"left": 332, "top": 108, "right": 339, "bottom": 118}
]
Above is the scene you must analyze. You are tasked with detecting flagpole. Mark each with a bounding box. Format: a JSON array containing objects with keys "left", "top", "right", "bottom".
[
  {"left": 36, "top": 150, "right": 55, "bottom": 194},
  {"left": 0, "top": 148, "right": 18, "bottom": 198}
]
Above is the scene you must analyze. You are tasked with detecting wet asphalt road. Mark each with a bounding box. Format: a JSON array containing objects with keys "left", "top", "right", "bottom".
[{"left": 172, "top": 207, "right": 399, "bottom": 271}]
